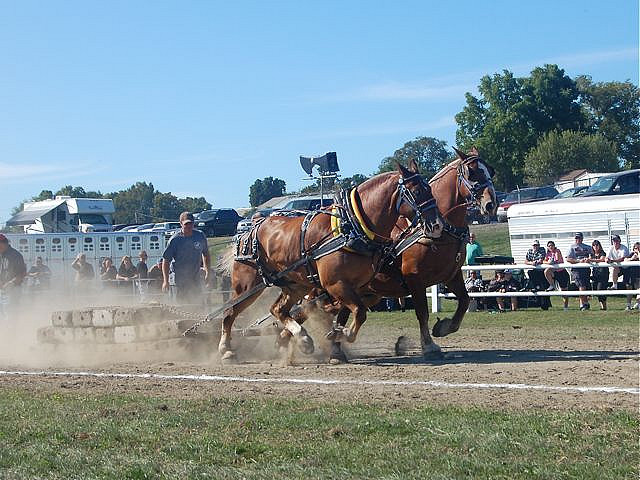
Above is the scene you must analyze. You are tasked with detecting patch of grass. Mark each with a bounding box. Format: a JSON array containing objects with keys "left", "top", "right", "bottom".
[
  {"left": 208, "top": 236, "right": 234, "bottom": 262},
  {"left": 470, "top": 223, "right": 510, "bottom": 256},
  {"left": 365, "top": 297, "right": 638, "bottom": 341},
  {"left": 0, "top": 390, "right": 637, "bottom": 479}
]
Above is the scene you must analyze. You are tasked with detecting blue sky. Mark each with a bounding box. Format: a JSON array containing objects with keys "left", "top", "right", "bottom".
[{"left": 1, "top": 0, "right": 638, "bottom": 224}]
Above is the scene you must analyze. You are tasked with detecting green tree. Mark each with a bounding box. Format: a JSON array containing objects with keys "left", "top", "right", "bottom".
[
  {"left": 524, "top": 130, "right": 618, "bottom": 186},
  {"left": 151, "top": 192, "right": 182, "bottom": 221},
  {"left": 456, "top": 65, "right": 586, "bottom": 189},
  {"left": 179, "top": 196, "right": 212, "bottom": 214},
  {"left": 577, "top": 76, "right": 640, "bottom": 169},
  {"left": 377, "top": 136, "right": 451, "bottom": 177},
  {"left": 249, "top": 177, "right": 286, "bottom": 207},
  {"left": 299, "top": 174, "right": 368, "bottom": 195},
  {"left": 110, "top": 182, "right": 156, "bottom": 223}
]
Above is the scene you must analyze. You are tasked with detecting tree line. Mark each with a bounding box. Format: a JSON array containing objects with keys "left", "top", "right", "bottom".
[
  {"left": 12, "top": 183, "right": 211, "bottom": 225},
  {"left": 249, "top": 64, "right": 638, "bottom": 206}
]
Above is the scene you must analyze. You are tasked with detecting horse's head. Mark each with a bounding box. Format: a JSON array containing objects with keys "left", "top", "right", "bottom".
[
  {"left": 452, "top": 146, "right": 497, "bottom": 216},
  {"left": 396, "top": 159, "right": 444, "bottom": 238}
]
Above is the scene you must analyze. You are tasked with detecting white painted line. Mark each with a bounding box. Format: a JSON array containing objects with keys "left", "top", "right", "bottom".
[{"left": 0, "top": 370, "right": 638, "bottom": 395}]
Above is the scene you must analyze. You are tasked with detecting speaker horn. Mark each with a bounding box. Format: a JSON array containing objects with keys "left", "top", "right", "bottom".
[{"left": 299, "top": 152, "right": 339, "bottom": 175}]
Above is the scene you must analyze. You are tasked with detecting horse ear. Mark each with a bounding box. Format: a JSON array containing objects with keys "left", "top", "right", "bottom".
[
  {"left": 471, "top": 146, "right": 479, "bottom": 155},
  {"left": 396, "top": 161, "right": 410, "bottom": 177},
  {"left": 453, "top": 147, "right": 467, "bottom": 160},
  {"left": 407, "top": 158, "right": 420, "bottom": 174}
]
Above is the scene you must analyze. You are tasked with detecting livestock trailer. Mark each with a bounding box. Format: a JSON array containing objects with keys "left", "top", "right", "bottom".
[{"left": 507, "top": 193, "right": 640, "bottom": 263}]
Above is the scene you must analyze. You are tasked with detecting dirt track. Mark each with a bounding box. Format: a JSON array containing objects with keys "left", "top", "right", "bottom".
[{"left": 1, "top": 306, "right": 638, "bottom": 412}]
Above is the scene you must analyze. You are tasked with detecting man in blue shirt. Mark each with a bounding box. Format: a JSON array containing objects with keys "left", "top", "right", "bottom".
[
  {"left": 162, "top": 212, "right": 210, "bottom": 303},
  {"left": 566, "top": 232, "right": 593, "bottom": 311}
]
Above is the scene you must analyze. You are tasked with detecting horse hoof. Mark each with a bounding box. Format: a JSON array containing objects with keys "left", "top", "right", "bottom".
[
  {"left": 221, "top": 350, "right": 237, "bottom": 363},
  {"left": 423, "top": 350, "right": 445, "bottom": 361},
  {"left": 329, "top": 354, "right": 348, "bottom": 365},
  {"left": 297, "top": 335, "right": 315, "bottom": 355},
  {"left": 432, "top": 319, "right": 449, "bottom": 337}
]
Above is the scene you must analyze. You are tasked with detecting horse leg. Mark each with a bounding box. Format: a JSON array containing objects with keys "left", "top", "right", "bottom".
[
  {"left": 271, "top": 290, "right": 315, "bottom": 356},
  {"left": 432, "top": 269, "right": 469, "bottom": 337},
  {"left": 219, "top": 289, "right": 264, "bottom": 362},
  {"left": 406, "top": 279, "right": 443, "bottom": 360},
  {"left": 325, "top": 282, "right": 367, "bottom": 344},
  {"left": 218, "top": 263, "right": 264, "bottom": 362},
  {"left": 327, "top": 307, "right": 351, "bottom": 364}
]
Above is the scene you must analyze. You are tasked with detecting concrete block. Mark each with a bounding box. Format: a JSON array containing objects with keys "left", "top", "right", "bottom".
[
  {"left": 71, "top": 309, "right": 93, "bottom": 327},
  {"left": 114, "top": 308, "right": 135, "bottom": 326},
  {"left": 94, "top": 327, "right": 116, "bottom": 344},
  {"left": 92, "top": 309, "right": 116, "bottom": 327},
  {"left": 114, "top": 325, "right": 137, "bottom": 343},
  {"left": 133, "top": 305, "right": 166, "bottom": 323},
  {"left": 51, "top": 311, "right": 72, "bottom": 327},
  {"left": 37, "top": 326, "right": 57, "bottom": 344},
  {"left": 53, "top": 327, "right": 75, "bottom": 344},
  {"left": 73, "top": 327, "right": 96, "bottom": 344},
  {"left": 135, "top": 319, "right": 181, "bottom": 341}
]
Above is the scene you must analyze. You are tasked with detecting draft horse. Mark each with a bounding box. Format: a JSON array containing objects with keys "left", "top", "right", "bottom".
[
  {"left": 327, "top": 147, "right": 497, "bottom": 362},
  {"left": 219, "top": 161, "right": 439, "bottom": 362}
]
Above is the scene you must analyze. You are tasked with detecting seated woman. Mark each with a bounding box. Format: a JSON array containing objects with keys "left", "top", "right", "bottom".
[
  {"left": 116, "top": 255, "right": 138, "bottom": 281},
  {"left": 543, "top": 241, "right": 570, "bottom": 311},
  {"left": 589, "top": 239, "right": 609, "bottom": 310},
  {"left": 100, "top": 258, "right": 117, "bottom": 281}
]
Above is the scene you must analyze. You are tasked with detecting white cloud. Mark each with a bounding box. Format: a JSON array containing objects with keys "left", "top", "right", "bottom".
[{"left": 0, "top": 161, "right": 102, "bottom": 184}]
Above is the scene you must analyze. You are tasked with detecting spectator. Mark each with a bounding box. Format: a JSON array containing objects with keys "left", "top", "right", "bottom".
[
  {"left": 71, "top": 254, "right": 95, "bottom": 283},
  {"left": 27, "top": 256, "right": 51, "bottom": 289},
  {"left": 465, "top": 233, "right": 483, "bottom": 276},
  {"left": 589, "top": 240, "right": 609, "bottom": 311},
  {"left": 0, "top": 233, "right": 27, "bottom": 315},
  {"left": 162, "top": 211, "right": 211, "bottom": 303},
  {"left": 543, "top": 241, "right": 569, "bottom": 311},
  {"left": 606, "top": 235, "right": 629, "bottom": 290},
  {"left": 501, "top": 269, "right": 521, "bottom": 311},
  {"left": 464, "top": 270, "right": 485, "bottom": 311},
  {"left": 136, "top": 251, "right": 149, "bottom": 279},
  {"left": 623, "top": 242, "right": 640, "bottom": 310},
  {"left": 524, "top": 239, "right": 551, "bottom": 310},
  {"left": 566, "top": 232, "right": 593, "bottom": 311},
  {"left": 116, "top": 255, "right": 138, "bottom": 281},
  {"left": 487, "top": 271, "right": 506, "bottom": 312},
  {"left": 100, "top": 257, "right": 117, "bottom": 281}
]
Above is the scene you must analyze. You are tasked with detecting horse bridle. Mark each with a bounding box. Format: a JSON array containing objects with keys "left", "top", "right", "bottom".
[
  {"left": 396, "top": 173, "right": 438, "bottom": 228},
  {"left": 456, "top": 156, "right": 494, "bottom": 205}
]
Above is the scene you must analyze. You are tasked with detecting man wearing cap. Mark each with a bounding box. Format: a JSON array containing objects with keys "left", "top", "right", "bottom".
[
  {"left": 606, "top": 235, "right": 629, "bottom": 290},
  {"left": 524, "top": 239, "right": 551, "bottom": 309},
  {"left": 0, "top": 234, "right": 27, "bottom": 316},
  {"left": 162, "top": 212, "right": 210, "bottom": 303},
  {"left": 566, "top": 232, "right": 593, "bottom": 311}
]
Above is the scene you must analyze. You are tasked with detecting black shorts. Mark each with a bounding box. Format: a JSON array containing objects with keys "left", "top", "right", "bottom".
[
  {"left": 554, "top": 269, "right": 570, "bottom": 288},
  {"left": 571, "top": 268, "right": 591, "bottom": 288}
]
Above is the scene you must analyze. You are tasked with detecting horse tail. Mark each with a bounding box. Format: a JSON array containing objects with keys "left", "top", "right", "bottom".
[{"left": 218, "top": 245, "right": 236, "bottom": 277}]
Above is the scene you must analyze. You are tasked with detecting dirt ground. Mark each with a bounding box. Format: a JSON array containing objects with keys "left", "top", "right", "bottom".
[{"left": 1, "top": 293, "right": 638, "bottom": 412}]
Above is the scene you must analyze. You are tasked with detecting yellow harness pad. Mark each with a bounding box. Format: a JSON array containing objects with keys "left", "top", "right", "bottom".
[
  {"left": 349, "top": 188, "right": 376, "bottom": 241},
  {"left": 330, "top": 189, "right": 376, "bottom": 253}
]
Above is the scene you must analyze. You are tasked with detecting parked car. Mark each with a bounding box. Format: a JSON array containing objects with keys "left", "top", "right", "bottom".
[
  {"left": 150, "top": 222, "right": 181, "bottom": 233},
  {"left": 496, "top": 185, "right": 558, "bottom": 222},
  {"left": 580, "top": 169, "right": 640, "bottom": 197},
  {"left": 235, "top": 208, "right": 280, "bottom": 235},
  {"left": 195, "top": 209, "right": 242, "bottom": 236},
  {"left": 281, "top": 195, "right": 333, "bottom": 211},
  {"left": 553, "top": 186, "right": 588, "bottom": 199},
  {"left": 128, "top": 223, "right": 156, "bottom": 232},
  {"left": 112, "top": 223, "right": 139, "bottom": 231}
]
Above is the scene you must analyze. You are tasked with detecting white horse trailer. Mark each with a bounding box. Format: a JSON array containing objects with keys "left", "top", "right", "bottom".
[
  {"left": 5, "top": 232, "right": 168, "bottom": 288},
  {"left": 507, "top": 194, "right": 640, "bottom": 263}
]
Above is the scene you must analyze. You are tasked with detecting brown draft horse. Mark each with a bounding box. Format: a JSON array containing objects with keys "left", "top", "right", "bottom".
[
  {"left": 219, "top": 161, "right": 439, "bottom": 362},
  {"left": 326, "top": 147, "right": 497, "bottom": 362}
]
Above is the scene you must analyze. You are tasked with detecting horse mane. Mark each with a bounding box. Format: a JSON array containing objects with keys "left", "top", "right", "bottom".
[{"left": 429, "top": 159, "right": 461, "bottom": 185}]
